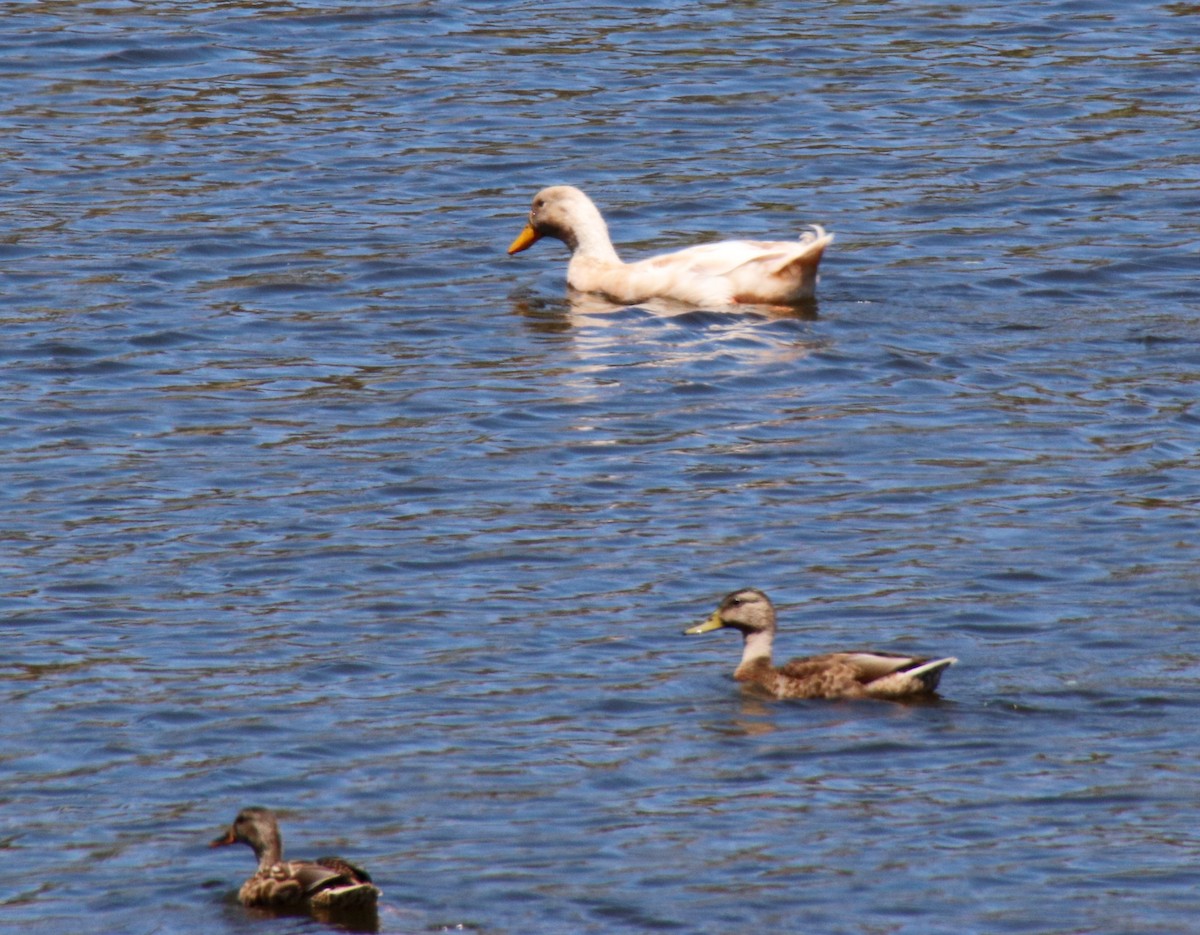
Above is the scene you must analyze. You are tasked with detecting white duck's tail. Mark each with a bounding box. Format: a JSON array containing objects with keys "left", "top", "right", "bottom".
[{"left": 773, "top": 225, "right": 834, "bottom": 301}]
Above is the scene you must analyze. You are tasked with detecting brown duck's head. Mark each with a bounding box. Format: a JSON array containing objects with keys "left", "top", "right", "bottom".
[
  {"left": 507, "top": 185, "right": 603, "bottom": 255},
  {"left": 685, "top": 588, "right": 777, "bottom": 636},
  {"left": 211, "top": 806, "right": 282, "bottom": 862}
]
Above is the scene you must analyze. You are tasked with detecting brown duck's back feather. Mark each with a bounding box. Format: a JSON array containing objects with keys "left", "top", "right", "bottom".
[
  {"left": 238, "top": 859, "right": 380, "bottom": 910},
  {"left": 314, "top": 855, "right": 374, "bottom": 884},
  {"left": 737, "top": 652, "right": 956, "bottom": 700},
  {"left": 737, "top": 657, "right": 868, "bottom": 699},
  {"left": 779, "top": 651, "right": 923, "bottom": 679},
  {"left": 238, "top": 867, "right": 307, "bottom": 908}
]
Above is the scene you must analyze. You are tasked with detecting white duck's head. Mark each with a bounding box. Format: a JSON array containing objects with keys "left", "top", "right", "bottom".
[{"left": 508, "top": 185, "right": 612, "bottom": 255}]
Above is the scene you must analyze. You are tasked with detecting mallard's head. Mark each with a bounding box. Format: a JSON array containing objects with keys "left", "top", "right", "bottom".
[
  {"left": 685, "top": 588, "right": 777, "bottom": 636},
  {"left": 211, "top": 806, "right": 281, "bottom": 863}
]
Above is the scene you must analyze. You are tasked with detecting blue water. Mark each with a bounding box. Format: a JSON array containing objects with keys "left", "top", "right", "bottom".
[{"left": 3, "top": 2, "right": 1200, "bottom": 932}]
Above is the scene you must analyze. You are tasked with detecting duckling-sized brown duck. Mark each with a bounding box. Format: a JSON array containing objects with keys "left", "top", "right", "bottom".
[
  {"left": 211, "top": 806, "right": 380, "bottom": 916},
  {"left": 685, "top": 588, "right": 956, "bottom": 700}
]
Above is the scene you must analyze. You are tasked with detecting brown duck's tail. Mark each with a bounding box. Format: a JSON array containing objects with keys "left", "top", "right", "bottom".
[
  {"left": 309, "top": 880, "right": 381, "bottom": 912},
  {"left": 864, "top": 656, "right": 958, "bottom": 699},
  {"left": 906, "top": 657, "right": 958, "bottom": 692}
]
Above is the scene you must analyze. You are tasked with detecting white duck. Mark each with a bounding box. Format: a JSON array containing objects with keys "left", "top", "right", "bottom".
[{"left": 507, "top": 186, "right": 832, "bottom": 308}]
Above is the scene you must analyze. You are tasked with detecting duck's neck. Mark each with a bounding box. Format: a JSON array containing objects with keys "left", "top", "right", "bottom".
[
  {"left": 734, "top": 628, "right": 775, "bottom": 679},
  {"left": 251, "top": 826, "right": 284, "bottom": 870},
  {"left": 568, "top": 205, "right": 622, "bottom": 265}
]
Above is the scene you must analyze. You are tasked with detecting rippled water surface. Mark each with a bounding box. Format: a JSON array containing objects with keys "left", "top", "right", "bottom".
[{"left": 4, "top": 2, "right": 1200, "bottom": 932}]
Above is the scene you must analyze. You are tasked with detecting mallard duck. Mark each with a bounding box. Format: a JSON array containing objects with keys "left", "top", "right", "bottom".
[
  {"left": 211, "top": 806, "right": 380, "bottom": 916},
  {"left": 507, "top": 186, "right": 832, "bottom": 308},
  {"left": 684, "top": 588, "right": 956, "bottom": 700}
]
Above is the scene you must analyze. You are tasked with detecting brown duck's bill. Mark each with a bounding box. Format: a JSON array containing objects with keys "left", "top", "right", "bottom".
[
  {"left": 507, "top": 223, "right": 541, "bottom": 255},
  {"left": 683, "top": 611, "right": 725, "bottom": 636},
  {"left": 210, "top": 828, "right": 237, "bottom": 848}
]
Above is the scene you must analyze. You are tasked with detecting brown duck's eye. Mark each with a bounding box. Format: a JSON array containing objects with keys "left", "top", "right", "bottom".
[{"left": 534, "top": 199, "right": 545, "bottom": 210}]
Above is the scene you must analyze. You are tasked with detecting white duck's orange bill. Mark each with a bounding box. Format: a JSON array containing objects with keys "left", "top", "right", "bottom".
[{"left": 507, "top": 223, "right": 541, "bottom": 254}]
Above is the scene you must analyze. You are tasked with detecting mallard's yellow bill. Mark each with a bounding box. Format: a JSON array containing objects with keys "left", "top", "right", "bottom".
[
  {"left": 683, "top": 611, "right": 725, "bottom": 636},
  {"left": 507, "top": 223, "right": 541, "bottom": 255}
]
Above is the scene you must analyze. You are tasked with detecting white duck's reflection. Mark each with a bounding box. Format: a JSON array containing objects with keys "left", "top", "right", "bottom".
[{"left": 511, "top": 287, "right": 829, "bottom": 369}]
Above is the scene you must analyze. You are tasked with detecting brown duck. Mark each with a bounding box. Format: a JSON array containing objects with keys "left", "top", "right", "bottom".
[
  {"left": 211, "top": 806, "right": 380, "bottom": 916},
  {"left": 685, "top": 588, "right": 956, "bottom": 700}
]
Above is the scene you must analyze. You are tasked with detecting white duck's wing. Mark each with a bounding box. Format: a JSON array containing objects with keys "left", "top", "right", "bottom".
[
  {"left": 571, "top": 231, "right": 832, "bottom": 309},
  {"left": 642, "top": 240, "right": 792, "bottom": 277},
  {"left": 724, "top": 229, "right": 833, "bottom": 304},
  {"left": 601, "top": 241, "right": 795, "bottom": 308},
  {"left": 575, "top": 250, "right": 736, "bottom": 308},
  {"left": 640, "top": 227, "right": 833, "bottom": 305}
]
